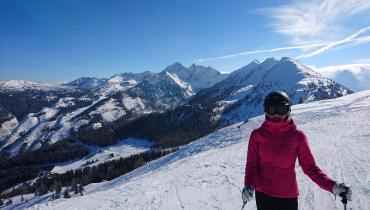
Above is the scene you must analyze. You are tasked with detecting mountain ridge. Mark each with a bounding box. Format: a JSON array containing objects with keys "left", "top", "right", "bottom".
[{"left": 0, "top": 57, "right": 354, "bottom": 155}]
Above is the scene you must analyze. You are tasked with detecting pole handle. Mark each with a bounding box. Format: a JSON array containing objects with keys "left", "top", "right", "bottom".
[{"left": 339, "top": 186, "right": 349, "bottom": 204}]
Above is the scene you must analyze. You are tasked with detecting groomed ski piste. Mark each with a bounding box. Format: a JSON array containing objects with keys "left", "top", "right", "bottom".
[{"left": 8, "top": 90, "right": 370, "bottom": 209}]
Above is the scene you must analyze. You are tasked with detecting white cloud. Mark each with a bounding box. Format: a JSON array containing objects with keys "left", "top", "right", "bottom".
[
  {"left": 196, "top": 0, "right": 370, "bottom": 63},
  {"left": 314, "top": 63, "right": 370, "bottom": 80},
  {"left": 262, "top": 0, "right": 370, "bottom": 44},
  {"left": 316, "top": 63, "right": 370, "bottom": 71}
]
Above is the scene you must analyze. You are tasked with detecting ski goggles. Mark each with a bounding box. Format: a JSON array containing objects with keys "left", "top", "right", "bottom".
[{"left": 265, "top": 104, "right": 290, "bottom": 115}]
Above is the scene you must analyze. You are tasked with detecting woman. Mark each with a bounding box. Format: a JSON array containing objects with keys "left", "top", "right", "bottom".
[{"left": 242, "top": 91, "right": 352, "bottom": 210}]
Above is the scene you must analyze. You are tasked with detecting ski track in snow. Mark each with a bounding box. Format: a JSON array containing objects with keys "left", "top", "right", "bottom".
[{"left": 6, "top": 91, "right": 370, "bottom": 210}]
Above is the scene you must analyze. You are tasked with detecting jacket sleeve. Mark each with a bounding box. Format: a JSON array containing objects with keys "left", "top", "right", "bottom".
[
  {"left": 297, "top": 133, "right": 336, "bottom": 193},
  {"left": 244, "top": 130, "right": 258, "bottom": 187}
]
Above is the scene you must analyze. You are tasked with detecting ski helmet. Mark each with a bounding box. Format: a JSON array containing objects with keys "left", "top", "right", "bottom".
[{"left": 263, "top": 91, "right": 292, "bottom": 115}]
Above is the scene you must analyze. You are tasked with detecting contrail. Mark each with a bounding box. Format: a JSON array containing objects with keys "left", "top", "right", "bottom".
[
  {"left": 196, "top": 26, "right": 370, "bottom": 62},
  {"left": 196, "top": 42, "right": 329, "bottom": 62},
  {"left": 296, "top": 26, "right": 370, "bottom": 59}
]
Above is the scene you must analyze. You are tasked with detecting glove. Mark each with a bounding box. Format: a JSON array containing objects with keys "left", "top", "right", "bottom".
[
  {"left": 332, "top": 183, "right": 352, "bottom": 201},
  {"left": 242, "top": 185, "right": 254, "bottom": 203}
]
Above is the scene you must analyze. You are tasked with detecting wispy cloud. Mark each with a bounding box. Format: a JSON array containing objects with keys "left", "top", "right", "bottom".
[
  {"left": 261, "top": 0, "right": 370, "bottom": 44},
  {"left": 197, "top": 0, "right": 370, "bottom": 62},
  {"left": 64, "top": 22, "right": 80, "bottom": 30},
  {"left": 296, "top": 26, "right": 370, "bottom": 59}
]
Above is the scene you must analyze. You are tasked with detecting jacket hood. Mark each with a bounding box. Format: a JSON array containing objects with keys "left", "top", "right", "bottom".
[{"left": 261, "top": 117, "right": 296, "bottom": 136}]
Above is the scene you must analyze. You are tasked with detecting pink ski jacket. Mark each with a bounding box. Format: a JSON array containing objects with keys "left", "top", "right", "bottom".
[{"left": 244, "top": 118, "right": 336, "bottom": 198}]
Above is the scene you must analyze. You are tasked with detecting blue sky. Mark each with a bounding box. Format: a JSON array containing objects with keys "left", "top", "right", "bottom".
[{"left": 1, "top": 0, "right": 369, "bottom": 83}]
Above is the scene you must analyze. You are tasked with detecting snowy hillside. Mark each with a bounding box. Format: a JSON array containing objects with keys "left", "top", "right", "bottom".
[
  {"left": 192, "top": 57, "right": 352, "bottom": 123},
  {"left": 19, "top": 90, "right": 370, "bottom": 210},
  {"left": 0, "top": 62, "right": 227, "bottom": 155},
  {"left": 315, "top": 64, "right": 370, "bottom": 91},
  {"left": 123, "top": 71, "right": 195, "bottom": 110},
  {"left": 51, "top": 138, "right": 152, "bottom": 174}
]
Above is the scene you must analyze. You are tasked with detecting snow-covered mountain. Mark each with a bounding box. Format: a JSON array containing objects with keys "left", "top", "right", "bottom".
[
  {"left": 164, "top": 62, "right": 228, "bottom": 91},
  {"left": 0, "top": 63, "right": 223, "bottom": 155},
  {"left": 65, "top": 63, "right": 227, "bottom": 96},
  {"left": 18, "top": 90, "right": 370, "bottom": 210},
  {"left": 1, "top": 57, "right": 350, "bottom": 155},
  {"left": 315, "top": 64, "right": 370, "bottom": 91},
  {"left": 123, "top": 71, "right": 195, "bottom": 110},
  {"left": 0, "top": 58, "right": 353, "bottom": 156},
  {"left": 64, "top": 72, "right": 154, "bottom": 96},
  {"left": 215, "top": 57, "right": 278, "bottom": 88},
  {"left": 0, "top": 80, "right": 70, "bottom": 91},
  {"left": 191, "top": 57, "right": 352, "bottom": 123},
  {"left": 64, "top": 77, "right": 108, "bottom": 90},
  {"left": 100, "top": 71, "right": 155, "bottom": 96},
  {"left": 114, "top": 57, "right": 353, "bottom": 150}
]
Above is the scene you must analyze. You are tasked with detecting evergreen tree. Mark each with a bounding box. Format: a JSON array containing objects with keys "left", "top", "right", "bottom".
[
  {"left": 298, "top": 96, "right": 304, "bottom": 104},
  {"left": 78, "top": 184, "right": 84, "bottom": 196},
  {"left": 53, "top": 192, "right": 60, "bottom": 199},
  {"left": 81, "top": 174, "right": 90, "bottom": 186},
  {"left": 106, "top": 165, "right": 116, "bottom": 180},
  {"left": 63, "top": 188, "right": 70, "bottom": 198},
  {"left": 6, "top": 199, "right": 12, "bottom": 205},
  {"left": 71, "top": 179, "right": 78, "bottom": 194},
  {"left": 19, "top": 183, "right": 32, "bottom": 195},
  {"left": 35, "top": 182, "right": 48, "bottom": 196},
  {"left": 51, "top": 181, "right": 62, "bottom": 199},
  {"left": 55, "top": 182, "right": 62, "bottom": 195}
]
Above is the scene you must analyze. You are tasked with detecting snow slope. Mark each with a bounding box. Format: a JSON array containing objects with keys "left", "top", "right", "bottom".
[
  {"left": 19, "top": 90, "right": 370, "bottom": 210},
  {"left": 51, "top": 138, "right": 152, "bottom": 174}
]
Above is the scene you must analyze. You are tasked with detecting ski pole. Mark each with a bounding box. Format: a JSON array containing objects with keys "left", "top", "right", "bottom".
[
  {"left": 236, "top": 125, "right": 243, "bottom": 141},
  {"left": 238, "top": 185, "right": 247, "bottom": 210},
  {"left": 339, "top": 172, "right": 349, "bottom": 210},
  {"left": 339, "top": 186, "right": 349, "bottom": 210},
  {"left": 238, "top": 123, "right": 247, "bottom": 210},
  {"left": 241, "top": 201, "right": 247, "bottom": 210}
]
